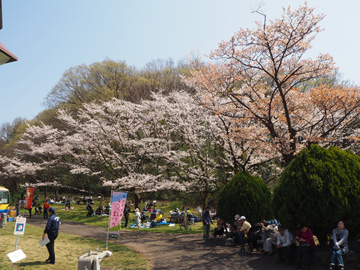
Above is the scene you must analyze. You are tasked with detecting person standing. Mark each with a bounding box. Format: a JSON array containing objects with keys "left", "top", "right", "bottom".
[
  {"left": 16, "top": 199, "right": 20, "bottom": 216},
  {"left": 42, "top": 207, "right": 60, "bottom": 264},
  {"left": 124, "top": 205, "right": 130, "bottom": 228},
  {"left": 197, "top": 205, "right": 202, "bottom": 221},
  {"left": 202, "top": 206, "right": 212, "bottom": 240},
  {"left": 28, "top": 202, "right": 32, "bottom": 218},
  {"left": 135, "top": 208, "right": 141, "bottom": 229},
  {"left": 329, "top": 221, "right": 349, "bottom": 270},
  {"left": 43, "top": 200, "right": 50, "bottom": 219}
]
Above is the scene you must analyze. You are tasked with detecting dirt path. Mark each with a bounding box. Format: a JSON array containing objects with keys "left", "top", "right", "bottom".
[{"left": 27, "top": 216, "right": 298, "bottom": 270}]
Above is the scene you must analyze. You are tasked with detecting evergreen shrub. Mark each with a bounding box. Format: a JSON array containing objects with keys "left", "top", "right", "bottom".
[
  {"left": 272, "top": 145, "right": 360, "bottom": 242},
  {"left": 217, "top": 171, "right": 271, "bottom": 225}
]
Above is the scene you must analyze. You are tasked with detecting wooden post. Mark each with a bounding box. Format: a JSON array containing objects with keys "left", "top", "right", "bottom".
[{"left": 106, "top": 190, "right": 112, "bottom": 250}]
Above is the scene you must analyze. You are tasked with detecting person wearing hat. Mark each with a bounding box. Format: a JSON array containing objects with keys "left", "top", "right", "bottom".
[
  {"left": 237, "top": 216, "right": 252, "bottom": 244},
  {"left": 42, "top": 207, "right": 60, "bottom": 264},
  {"left": 276, "top": 224, "right": 295, "bottom": 263},
  {"left": 234, "top": 214, "right": 242, "bottom": 229}
]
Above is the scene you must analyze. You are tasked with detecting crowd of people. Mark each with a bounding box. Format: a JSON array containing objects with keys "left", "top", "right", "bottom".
[
  {"left": 201, "top": 207, "right": 350, "bottom": 270},
  {"left": 13, "top": 192, "right": 352, "bottom": 269},
  {"left": 133, "top": 201, "right": 166, "bottom": 229}
]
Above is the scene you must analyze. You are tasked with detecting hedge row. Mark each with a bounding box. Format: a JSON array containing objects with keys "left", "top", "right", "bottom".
[{"left": 217, "top": 145, "right": 360, "bottom": 242}]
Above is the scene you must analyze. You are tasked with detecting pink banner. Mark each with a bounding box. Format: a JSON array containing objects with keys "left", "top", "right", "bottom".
[{"left": 109, "top": 192, "right": 127, "bottom": 235}]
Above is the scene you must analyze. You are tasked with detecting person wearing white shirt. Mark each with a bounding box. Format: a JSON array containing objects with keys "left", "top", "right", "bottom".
[{"left": 276, "top": 225, "right": 295, "bottom": 264}]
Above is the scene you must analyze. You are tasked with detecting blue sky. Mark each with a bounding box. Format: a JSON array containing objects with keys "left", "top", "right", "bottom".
[{"left": 0, "top": 0, "right": 359, "bottom": 125}]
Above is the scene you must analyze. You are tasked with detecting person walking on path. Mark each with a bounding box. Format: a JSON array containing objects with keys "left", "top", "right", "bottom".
[
  {"left": 42, "top": 207, "right": 60, "bottom": 264},
  {"left": 202, "top": 206, "right": 213, "bottom": 240},
  {"left": 43, "top": 200, "right": 50, "bottom": 219},
  {"left": 28, "top": 202, "right": 32, "bottom": 218}
]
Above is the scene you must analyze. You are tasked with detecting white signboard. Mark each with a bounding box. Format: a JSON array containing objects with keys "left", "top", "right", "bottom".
[
  {"left": 39, "top": 236, "right": 50, "bottom": 247},
  {"left": 14, "top": 217, "right": 26, "bottom": 235},
  {"left": 7, "top": 249, "right": 26, "bottom": 263}
]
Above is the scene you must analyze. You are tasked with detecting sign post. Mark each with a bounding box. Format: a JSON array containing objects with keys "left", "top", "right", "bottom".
[
  {"left": 106, "top": 191, "right": 127, "bottom": 250},
  {"left": 14, "top": 217, "right": 26, "bottom": 235},
  {"left": 9, "top": 217, "right": 26, "bottom": 270}
]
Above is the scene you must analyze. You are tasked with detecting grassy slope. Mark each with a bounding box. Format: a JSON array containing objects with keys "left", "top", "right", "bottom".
[
  {"left": 46, "top": 200, "right": 216, "bottom": 234},
  {"left": 0, "top": 223, "right": 150, "bottom": 270},
  {"left": 11, "top": 192, "right": 216, "bottom": 234}
]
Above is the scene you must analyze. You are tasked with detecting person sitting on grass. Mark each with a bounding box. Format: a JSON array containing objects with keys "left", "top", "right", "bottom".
[
  {"left": 140, "top": 211, "right": 147, "bottom": 223},
  {"left": 35, "top": 203, "right": 42, "bottom": 215},
  {"left": 104, "top": 203, "right": 110, "bottom": 215},
  {"left": 65, "top": 199, "right": 71, "bottom": 210},
  {"left": 276, "top": 224, "right": 295, "bottom": 264},
  {"left": 329, "top": 221, "right": 349, "bottom": 270},
  {"left": 95, "top": 206, "right": 103, "bottom": 215},
  {"left": 155, "top": 211, "right": 163, "bottom": 222}
]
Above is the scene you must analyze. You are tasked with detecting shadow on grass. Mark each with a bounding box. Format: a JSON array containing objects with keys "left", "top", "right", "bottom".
[{"left": 17, "top": 260, "right": 45, "bottom": 266}]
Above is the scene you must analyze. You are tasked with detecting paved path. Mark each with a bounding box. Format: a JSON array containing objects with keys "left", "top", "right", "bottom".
[{"left": 27, "top": 216, "right": 299, "bottom": 270}]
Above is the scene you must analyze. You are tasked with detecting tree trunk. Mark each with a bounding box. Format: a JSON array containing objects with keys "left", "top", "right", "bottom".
[
  {"left": 201, "top": 191, "right": 208, "bottom": 210},
  {"left": 134, "top": 192, "right": 141, "bottom": 209},
  {"left": 282, "top": 152, "right": 295, "bottom": 166},
  {"left": 55, "top": 187, "right": 59, "bottom": 201}
]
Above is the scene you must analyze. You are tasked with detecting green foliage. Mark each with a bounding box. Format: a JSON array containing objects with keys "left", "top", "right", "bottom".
[
  {"left": 217, "top": 171, "right": 271, "bottom": 225},
  {"left": 272, "top": 145, "right": 360, "bottom": 241},
  {"left": 44, "top": 58, "right": 191, "bottom": 109}
]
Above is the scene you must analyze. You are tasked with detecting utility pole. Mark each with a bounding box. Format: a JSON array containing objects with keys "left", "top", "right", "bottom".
[{"left": 0, "top": 0, "right": 3, "bottom": 30}]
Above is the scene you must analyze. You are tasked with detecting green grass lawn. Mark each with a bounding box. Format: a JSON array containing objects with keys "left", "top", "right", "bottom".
[
  {"left": 21, "top": 199, "right": 216, "bottom": 234},
  {"left": 0, "top": 223, "right": 150, "bottom": 270},
  {"left": 11, "top": 191, "right": 216, "bottom": 234}
]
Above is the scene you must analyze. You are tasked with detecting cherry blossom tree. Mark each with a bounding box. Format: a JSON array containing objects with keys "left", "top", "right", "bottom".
[
  {"left": 6, "top": 90, "right": 282, "bottom": 207},
  {"left": 55, "top": 97, "right": 187, "bottom": 207},
  {"left": 186, "top": 4, "right": 360, "bottom": 165},
  {"left": 0, "top": 123, "right": 78, "bottom": 199}
]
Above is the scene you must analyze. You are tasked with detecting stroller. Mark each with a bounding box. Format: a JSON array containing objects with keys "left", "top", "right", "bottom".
[{"left": 86, "top": 204, "right": 94, "bottom": 217}]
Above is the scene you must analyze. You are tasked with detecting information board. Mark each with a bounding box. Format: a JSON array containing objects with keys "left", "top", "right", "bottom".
[{"left": 14, "top": 217, "right": 26, "bottom": 235}]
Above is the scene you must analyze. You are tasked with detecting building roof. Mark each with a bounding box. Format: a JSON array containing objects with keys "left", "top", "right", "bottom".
[{"left": 0, "top": 41, "right": 17, "bottom": 64}]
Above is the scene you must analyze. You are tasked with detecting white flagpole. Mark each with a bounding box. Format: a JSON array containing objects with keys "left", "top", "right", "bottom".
[{"left": 106, "top": 190, "right": 113, "bottom": 251}]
